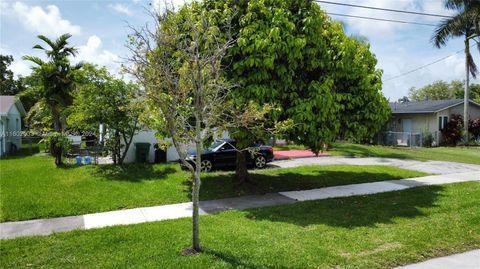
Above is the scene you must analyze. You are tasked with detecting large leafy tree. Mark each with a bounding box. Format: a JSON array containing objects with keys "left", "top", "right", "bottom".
[
  {"left": 23, "top": 34, "right": 82, "bottom": 165},
  {"left": 0, "top": 55, "right": 18, "bottom": 95},
  {"left": 462, "top": 83, "right": 480, "bottom": 102},
  {"left": 68, "top": 65, "right": 141, "bottom": 165},
  {"left": 408, "top": 80, "right": 480, "bottom": 102},
  {"left": 0, "top": 55, "right": 37, "bottom": 113},
  {"left": 408, "top": 80, "right": 462, "bottom": 101},
  {"left": 432, "top": 0, "right": 480, "bottom": 141},
  {"left": 200, "top": 0, "right": 389, "bottom": 183}
]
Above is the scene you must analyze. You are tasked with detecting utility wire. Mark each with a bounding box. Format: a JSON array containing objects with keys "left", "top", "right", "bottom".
[
  {"left": 327, "top": 12, "right": 437, "bottom": 26},
  {"left": 384, "top": 49, "right": 466, "bottom": 82},
  {"left": 314, "top": 0, "right": 453, "bottom": 18}
]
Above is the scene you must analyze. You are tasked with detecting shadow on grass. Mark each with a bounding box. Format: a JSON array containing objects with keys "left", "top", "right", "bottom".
[
  {"left": 2, "top": 145, "right": 42, "bottom": 160},
  {"left": 91, "top": 163, "right": 178, "bottom": 182},
  {"left": 185, "top": 168, "right": 421, "bottom": 201},
  {"left": 203, "top": 249, "right": 262, "bottom": 269},
  {"left": 331, "top": 144, "right": 412, "bottom": 160},
  {"left": 243, "top": 184, "right": 444, "bottom": 228}
]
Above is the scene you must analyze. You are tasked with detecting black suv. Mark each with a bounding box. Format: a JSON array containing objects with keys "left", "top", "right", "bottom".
[{"left": 184, "top": 139, "right": 274, "bottom": 172}]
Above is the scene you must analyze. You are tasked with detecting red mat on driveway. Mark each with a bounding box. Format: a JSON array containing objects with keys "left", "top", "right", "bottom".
[{"left": 273, "top": 150, "right": 328, "bottom": 159}]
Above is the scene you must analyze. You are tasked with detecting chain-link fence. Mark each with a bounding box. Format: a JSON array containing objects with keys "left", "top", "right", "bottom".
[{"left": 377, "top": 131, "right": 437, "bottom": 148}]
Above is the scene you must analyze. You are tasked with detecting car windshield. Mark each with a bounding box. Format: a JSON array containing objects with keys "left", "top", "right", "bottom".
[{"left": 206, "top": 141, "right": 225, "bottom": 151}]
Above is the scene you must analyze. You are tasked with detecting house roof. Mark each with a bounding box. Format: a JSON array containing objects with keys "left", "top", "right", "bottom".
[
  {"left": 0, "top": 96, "right": 27, "bottom": 116},
  {"left": 390, "top": 99, "right": 480, "bottom": 114}
]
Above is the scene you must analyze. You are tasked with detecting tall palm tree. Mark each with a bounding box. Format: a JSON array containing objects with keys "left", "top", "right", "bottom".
[
  {"left": 432, "top": 0, "right": 480, "bottom": 142},
  {"left": 23, "top": 34, "right": 81, "bottom": 132},
  {"left": 23, "top": 34, "right": 82, "bottom": 165}
]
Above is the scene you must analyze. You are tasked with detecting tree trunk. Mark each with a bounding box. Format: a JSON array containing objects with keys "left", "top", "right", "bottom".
[
  {"left": 52, "top": 108, "right": 61, "bottom": 132},
  {"left": 51, "top": 107, "right": 63, "bottom": 166},
  {"left": 464, "top": 36, "right": 470, "bottom": 143},
  {"left": 50, "top": 140, "right": 63, "bottom": 166},
  {"left": 234, "top": 150, "right": 250, "bottom": 185},
  {"left": 114, "top": 131, "right": 121, "bottom": 165},
  {"left": 55, "top": 153, "right": 62, "bottom": 166}
]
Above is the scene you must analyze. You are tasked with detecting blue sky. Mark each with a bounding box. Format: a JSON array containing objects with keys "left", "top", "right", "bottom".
[{"left": 1, "top": 0, "right": 478, "bottom": 101}]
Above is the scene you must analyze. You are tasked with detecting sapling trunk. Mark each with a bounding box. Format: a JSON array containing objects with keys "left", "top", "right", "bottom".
[{"left": 192, "top": 116, "right": 202, "bottom": 252}]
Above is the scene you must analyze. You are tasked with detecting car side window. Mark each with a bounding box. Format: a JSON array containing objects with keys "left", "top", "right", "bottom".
[{"left": 221, "top": 143, "right": 235, "bottom": 151}]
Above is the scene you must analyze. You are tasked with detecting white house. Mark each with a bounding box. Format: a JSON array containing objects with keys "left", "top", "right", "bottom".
[
  {"left": 387, "top": 99, "right": 480, "bottom": 146},
  {"left": 0, "top": 96, "right": 26, "bottom": 157}
]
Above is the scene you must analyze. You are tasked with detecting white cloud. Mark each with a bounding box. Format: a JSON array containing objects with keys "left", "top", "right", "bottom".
[
  {"left": 6, "top": 1, "right": 81, "bottom": 37},
  {"left": 109, "top": 3, "right": 133, "bottom": 16},
  {"left": 0, "top": 44, "right": 33, "bottom": 78},
  {"left": 10, "top": 61, "right": 31, "bottom": 78},
  {"left": 75, "top": 35, "right": 120, "bottom": 72},
  {"left": 420, "top": 1, "right": 456, "bottom": 22}
]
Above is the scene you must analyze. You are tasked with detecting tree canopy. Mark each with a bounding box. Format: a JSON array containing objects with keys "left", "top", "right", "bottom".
[
  {"left": 68, "top": 64, "right": 141, "bottom": 164},
  {"left": 408, "top": 80, "right": 480, "bottom": 102},
  {"left": 0, "top": 55, "right": 19, "bottom": 95},
  {"left": 198, "top": 0, "right": 390, "bottom": 152}
]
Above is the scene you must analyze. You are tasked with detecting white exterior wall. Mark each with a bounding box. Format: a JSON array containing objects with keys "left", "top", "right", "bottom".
[
  {"left": 5, "top": 105, "right": 22, "bottom": 153},
  {"left": 0, "top": 117, "right": 5, "bottom": 157},
  {"left": 122, "top": 129, "right": 231, "bottom": 163},
  {"left": 122, "top": 130, "right": 182, "bottom": 163},
  {"left": 444, "top": 102, "right": 480, "bottom": 119}
]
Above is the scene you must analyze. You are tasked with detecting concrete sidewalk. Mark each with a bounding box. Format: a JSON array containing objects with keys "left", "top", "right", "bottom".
[
  {"left": 1, "top": 170, "right": 478, "bottom": 239},
  {"left": 396, "top": 249, "right": 480, "bottom": 269}
]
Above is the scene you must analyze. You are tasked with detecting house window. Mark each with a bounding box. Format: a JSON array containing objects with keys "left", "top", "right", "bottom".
[
  {"left": 439, "top": 116, "right": 448, "bottom": 130},
  {"left": 16, "top": 119, "right": 19, "bottom": 130}
]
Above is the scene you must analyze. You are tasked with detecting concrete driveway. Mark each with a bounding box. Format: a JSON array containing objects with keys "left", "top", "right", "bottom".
[{"left": 269, "top": 156, "right": 480, "bottom": 175}]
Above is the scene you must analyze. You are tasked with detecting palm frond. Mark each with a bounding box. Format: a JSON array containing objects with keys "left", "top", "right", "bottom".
[
  {"left": 62, "top": 47, "right": 78, "bottom": 57},
  {"left": 57, "top": 33, "right": 72, "bottom": 44},
  {"left": 32, "top": 44, "right": 45, "bottom": 50},
  {"left": 432, "top": 9, "right": 475, "bottom": 48},
  {"left": 22, "top": 55, "right": 45, "bottom": 66},
  {"left": 36, "top": 35, "right": 56, "bottom": 50},
  {"left": 56, "top": 34, "right": 73, "bottom": 51},
  {"left": 446, "top": 0, "right": 480, "bottom": 10},
  {"left": 467, "top": 52, "right": 478, "bottom": 78},
  {"left": 72, "top": 62, "right": 84, "bottom": 70}
]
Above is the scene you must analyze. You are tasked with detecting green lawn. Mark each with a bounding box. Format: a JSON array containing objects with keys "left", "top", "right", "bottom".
[
  {"left": 0, "top": 155, "right": 426, "bottom": 222},
  {"left": 1, "top": 182, "right": 478, "bottom": 268},
  {"left": 330, "top": 143, "right": 480, "bottom": 165},
  {"left": 272, "top": 144, "right": 307, "bottom": 150}
]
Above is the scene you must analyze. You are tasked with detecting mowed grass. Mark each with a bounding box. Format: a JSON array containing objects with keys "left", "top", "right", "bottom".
[
  {"left": 272, "top": 144, "right": 307, "bottom": 150},
  {"left": 0, "top": 155, "right": 426, "bottom": 222},
  {"left": 330, "top": 143, "right": 480, "bottom": 165},
  {"left": 1, "top": 182, "right": 479, "bottom": 268}
]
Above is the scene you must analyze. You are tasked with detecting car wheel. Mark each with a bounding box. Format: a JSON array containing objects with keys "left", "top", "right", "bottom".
[
  {"left": 200, "top": 159, "right": 213, "bottom": 172},
  {"left": 254, "top": 155, "right": 267, "bottom": 169}
]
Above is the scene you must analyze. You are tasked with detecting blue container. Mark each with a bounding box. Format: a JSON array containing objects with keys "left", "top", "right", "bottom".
[
  {"left": 75, "top": 156, "right": 83, "bottom": 165},
  {"left": 84, "top": 156, "right": 92, "bottom": 165}
]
